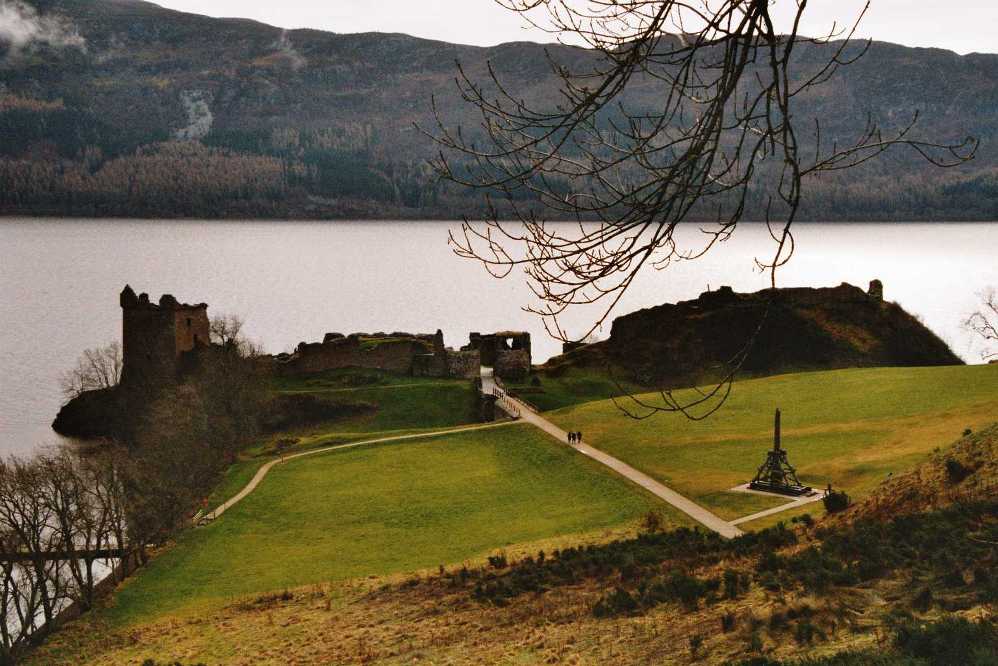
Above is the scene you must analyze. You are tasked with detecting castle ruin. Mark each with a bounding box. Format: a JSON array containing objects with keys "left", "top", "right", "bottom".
[
  {"left": 464, "top": 331, "right": 532, "bottom": 381},
  {"left": 119, "top": 285, "right": 533, "bottom": 385},
  {"left": 119, "top": 285, "right": 210, "bottom": 388},
  {"left": 273, "top": 329, "right": 531, "bottom": 381}
]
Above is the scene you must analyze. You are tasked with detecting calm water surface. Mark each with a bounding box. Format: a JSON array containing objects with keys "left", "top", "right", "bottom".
[{"left": 2, "top": 219, "right": 996, "bottom": 456}]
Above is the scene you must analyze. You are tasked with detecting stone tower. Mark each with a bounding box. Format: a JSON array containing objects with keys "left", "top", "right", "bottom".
[
  {"left": 120, "top": 285, "right": 210, "bottom": 389},
  {"left": 868, "top": 279, "right": 884, "bottom": 302}
]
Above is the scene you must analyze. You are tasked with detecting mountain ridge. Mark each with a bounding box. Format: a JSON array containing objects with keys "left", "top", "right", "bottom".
[{"left": 1, "top": 0, "right": 996, "bottom": 219}]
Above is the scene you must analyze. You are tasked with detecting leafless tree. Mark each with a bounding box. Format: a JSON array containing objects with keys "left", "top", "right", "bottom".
[
  {"left": 59, "top": 342, "right": 122, "bottom": 400},
  {"left": 87, "top": 447, "right": 130, "bottom": 582},
  {"left": 36, "top": 451, "right": 125, "bottom": 611},
  {"left": 0, "top": 450, "right": 132, "bottom": 658},
  {"left": 965, "top": 288, "right": 998, "bottom": 362},
  {"left": 0, "top": 459, "right": 69, "bottom": 645},
  {"left": 210, "top": 313, "right": 245, "bottom": 349},
  {"left": 430, "top": 0, "right": 977, "bottom": 418}
]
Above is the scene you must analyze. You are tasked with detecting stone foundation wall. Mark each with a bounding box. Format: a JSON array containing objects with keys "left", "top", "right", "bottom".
[
  {"left": 279, "top": 331, "right": 481, "bottom": 379},
  {"left": 282, "top": 335, "right": 434, "bottom": 375},
  {"left": 445, "top": 350, "right": 481, "bottom": 379},
  {"left": 495, "top": 349, "right": 531, "bottom": 381}
]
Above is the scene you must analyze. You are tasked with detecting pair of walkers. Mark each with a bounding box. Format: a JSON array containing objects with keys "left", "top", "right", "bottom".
[{"left": 567, "top": 430, "right": 583, "bottom": 445}]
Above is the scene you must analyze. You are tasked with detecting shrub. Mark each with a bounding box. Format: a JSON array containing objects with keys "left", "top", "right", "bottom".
[
  {"left": 666, "top": 570, "right": 708, "bottom": 610},
  {"left": 893, "top": 616, "right": 998, "bottom": 665},
  {"left": 963, "top": 427, "right": 973, "bottom": 436},
  {"left": 530, "top": 375, "right": 542, "bottom": 386},
  {"left": 593, "top": 586, "right": 639, "bottom": 617},
  {"left": 822, "top": 490, "right": 850, "bottom": 514},
  {"left": 791, "top": 513, "right": 815, "bottom": 528},
  {"left": 912, "top": 588, "right": 933, "bottom": 612},
  {"left": 723, "top": 569, "right": 747, "bottom": 599},
  {"left": 945, "top": 458, "right": 971, "bottom": 484},
  {"left": 794, "top": 620, "right": 823, "bottom": 645},
  {"left": 757, "top": 571, "right": 782, "bottom": 592},
  {"left": 941, "top": 568, "right": 965, "bottom": 587},
  {"left": 487, "top": 552, "right": 508, "bottom": 569},
  {"left": 641, "top": 510, "right": 664, "bottom": 533},
  {"left": 721, "top": 612, "right": 737, "bottom": 633},
  {"left": 769, "top": 610, "right": 788, "bottom": 631},
  {"left": 689, "top": 633, "right": 705, "bottom": 659}
]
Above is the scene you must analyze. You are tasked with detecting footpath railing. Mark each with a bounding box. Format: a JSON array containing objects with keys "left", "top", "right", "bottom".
[{"left": 490, "top": 385, "right": 521, "bottom": 418}]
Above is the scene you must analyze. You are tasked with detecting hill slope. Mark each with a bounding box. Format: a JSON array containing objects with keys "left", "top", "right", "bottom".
[
  {"left": 29, "top": 418, "right": 998, "bottom": 664},
  {"left": 1, "top": 0, "right": 997, "bottom": 218},
  {"left": 546, "top": 281, "right": 962, "bottom": 391}
]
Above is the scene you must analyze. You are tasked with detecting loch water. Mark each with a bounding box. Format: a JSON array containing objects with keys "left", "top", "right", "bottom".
[{"left": 2, "top": 219, "right": 996, "bottom": 456}]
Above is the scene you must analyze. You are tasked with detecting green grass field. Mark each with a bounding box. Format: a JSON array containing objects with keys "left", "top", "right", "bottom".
[
  {"left": 109, "top": 424, "right": 667, "bottom": 624},
  {"left": 215, "top": 368, "right": 484, "bottom": 502},
  {"left": 274, "top": 368, "right": 480, "bottom": 433},
  {"left": 545, "top": 364, "right": 998, "bottom": 520},
  {"left": 507, "top": 365, "right": 646, "bottom": 412}
]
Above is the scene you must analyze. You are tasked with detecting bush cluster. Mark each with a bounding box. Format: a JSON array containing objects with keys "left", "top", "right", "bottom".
[
  {"left": 461, "top": 524, "right": 796, "bottom": 609},
  {"left": 762, "top": 500, "right": 998, "bottom": 601},
  {"left": 822, "top": 490, "right": 850, "bottom": 514},
  {"left": 739, "top": 615, "right": 998, "bottom": 665}
]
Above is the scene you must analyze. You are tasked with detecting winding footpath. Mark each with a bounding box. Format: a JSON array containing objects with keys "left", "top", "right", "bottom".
[
  {"left": 483, "top": 370, "right": 743, "bottom": 538},
  {"left": 204, "top": 421, "right": 516, "bottom": 522},
  {"left": 208, "top": 371, "right": 809, "bottom": 539}
]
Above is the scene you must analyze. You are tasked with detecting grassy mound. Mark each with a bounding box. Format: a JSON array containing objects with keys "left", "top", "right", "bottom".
[
  {"left": 101, "top": 424, "right": 667, "bottom": 625},
  {"left": 544, "top": 364, "right": 998, "bottom": 523},
  {"left": 832, "top": 423, "right": 998, "bottom": 524}
]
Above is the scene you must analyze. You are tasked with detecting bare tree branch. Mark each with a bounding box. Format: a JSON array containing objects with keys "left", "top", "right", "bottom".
[{"left": 427, "top": 0, "right": 977, "bottom": 418}]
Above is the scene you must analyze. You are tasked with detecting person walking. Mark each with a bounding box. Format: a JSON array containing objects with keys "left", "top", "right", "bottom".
[
  {"left": 576, "top": 431, "right": 583, "bottom": 445},
  {"left": 568, "top": 431, "right": 575, "bottom": 444}
]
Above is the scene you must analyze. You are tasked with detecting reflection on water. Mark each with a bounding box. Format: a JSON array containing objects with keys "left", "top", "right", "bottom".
[{"left": 1, "top": 219, "right": 996, "bottom": 456}]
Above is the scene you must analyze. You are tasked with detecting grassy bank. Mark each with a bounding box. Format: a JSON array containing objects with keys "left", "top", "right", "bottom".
[
  {"left": 545, "top": 364, "right": 998, "bottom": 520},
  {"left": 105, "top": 424, "right": 668, "bottom": 625}
]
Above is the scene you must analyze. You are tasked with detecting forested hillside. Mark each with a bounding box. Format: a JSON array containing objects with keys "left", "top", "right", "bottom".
[{"left": 1, "top": 0, "right": 996, "bottom": 219}]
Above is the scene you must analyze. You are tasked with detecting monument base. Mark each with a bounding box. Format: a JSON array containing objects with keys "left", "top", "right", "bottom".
[{"left": 748, "top": 481, "right": 813, "bottom": 497}]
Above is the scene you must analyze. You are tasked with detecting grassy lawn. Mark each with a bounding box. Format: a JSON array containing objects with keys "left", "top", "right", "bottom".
[
  {"left": 247, "top": 368, "right": 482, "bottom": 459},
  {"left": 271, "top": 367, "right": 451, "bottom": 392},
  {"left": 545, "top": 365, "right": 998, "bottom": 521},
  {"left": 276, "top": 369, "right": 480, "bottom": 432},
  {"left": 107, "top": 424, "right": 669, "bottom": 625},
  {"left": 507, "top": 365, "right": 646, "bottom": 412}
]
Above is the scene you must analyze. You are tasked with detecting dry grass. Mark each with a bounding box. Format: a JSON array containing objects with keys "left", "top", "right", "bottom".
[{"left": 33, "top": 545, "right": 991, "bottom": 666}]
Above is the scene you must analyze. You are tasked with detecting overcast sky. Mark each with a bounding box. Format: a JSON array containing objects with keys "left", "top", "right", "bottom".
[{"left": 152, "top": 1, "right": 997, "bottom": 54}]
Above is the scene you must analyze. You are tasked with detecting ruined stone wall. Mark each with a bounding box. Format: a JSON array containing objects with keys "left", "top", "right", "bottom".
[
  {"left": 412, "top": 353, "right": 447, "bottom": 377},
  {"left": 464, "top": 331, "right": 532, "bottom": 380},
  {"left": 445, "top": 350, "right": 481, "bottom": 379},
  {"left": 282, "top": 329, "right": 484, "bottom": 379},
  {"left": 495, "top": 350, "right": 531, "bottom": 381},
  {"left": 285, "top": 335, "right": 434, "bottom": 375}
]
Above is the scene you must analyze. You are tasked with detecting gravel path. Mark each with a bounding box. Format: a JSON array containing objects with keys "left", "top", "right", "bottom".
[{"left": 481, "top": 369, "right": 744, "bottom": 539}]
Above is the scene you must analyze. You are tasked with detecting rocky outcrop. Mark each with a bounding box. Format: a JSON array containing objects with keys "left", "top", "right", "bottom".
[
  {"left": 51, "top": 387, "right": 122, "bottom": 440},
  {"left": 545, "top": 281, "right": 963, "bottom": 387}
]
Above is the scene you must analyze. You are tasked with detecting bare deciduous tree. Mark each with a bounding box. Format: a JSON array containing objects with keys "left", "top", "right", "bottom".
[
  {"left": 0, "top": 459, "right": 68, "bottom": 646},
  {"left": 0, "top": 450, "right": 131, "bottom": 659},
  {"left": 965, "top": 288, "right": 998, "bottom": 362},
  {"left": 430, "top": 0, "right": 977, "bottom": 418},
  {"left": 210, "top": 313, "right": 245, "bottom": 349},
  {"left": 59, "top": 342, "right": 122, "bottom": 401}
]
